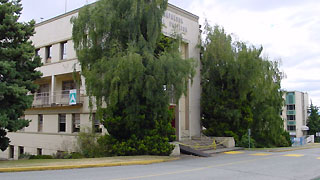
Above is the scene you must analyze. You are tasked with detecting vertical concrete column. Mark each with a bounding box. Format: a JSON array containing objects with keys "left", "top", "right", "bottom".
[
  {"left": 178, "top": 102, "right": 181, "bottom": 141},
  {"left": 66, "top": 114, "right": 72, "bottom": 133},
  {"left": 51, "top": 75, "right": 56, "bottom": 104}
]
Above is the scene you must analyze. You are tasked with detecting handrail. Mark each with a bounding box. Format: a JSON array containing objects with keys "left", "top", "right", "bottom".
[{"left": 32, "top": 89, "right": 85, "bottom": 107}]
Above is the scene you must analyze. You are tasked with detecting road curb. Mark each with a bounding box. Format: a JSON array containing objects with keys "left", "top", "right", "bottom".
[
  {"left": 0, "top": 157, "right": 180, "bottom": 173},
  {"left": 267, "top": 145, "right": 320, "bottom": 152}
]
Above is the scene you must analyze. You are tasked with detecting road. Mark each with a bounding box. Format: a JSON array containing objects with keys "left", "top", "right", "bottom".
[{"left": 1, "top": 147, "right": 320, "bottom": 180}]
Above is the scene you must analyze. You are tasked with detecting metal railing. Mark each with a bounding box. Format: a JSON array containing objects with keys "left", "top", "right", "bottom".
[{"left": 32, "top": 89, "right": 85, "bottom": 107}]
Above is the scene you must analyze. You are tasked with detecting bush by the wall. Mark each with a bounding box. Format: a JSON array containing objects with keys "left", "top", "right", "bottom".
[
  {"left": 29, "top": 155, "right": 53, "bottom": 159},
  {"left": 238, "top": 134, "right": 256, "bottom": 148}
]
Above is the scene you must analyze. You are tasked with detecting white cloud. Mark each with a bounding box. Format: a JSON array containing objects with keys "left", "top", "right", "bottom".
[{"left": 173, "top": 0, "right": 320, "bottom": 106}]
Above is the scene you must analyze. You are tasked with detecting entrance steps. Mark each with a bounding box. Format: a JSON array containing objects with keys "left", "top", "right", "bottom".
[{"left": 179, "top": 136, "right": 243, "bottom": 157}]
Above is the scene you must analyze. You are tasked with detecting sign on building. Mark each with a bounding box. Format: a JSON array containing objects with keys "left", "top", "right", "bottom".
[{"left": 69, "top": 89, "right": 77, "bottom": 105}]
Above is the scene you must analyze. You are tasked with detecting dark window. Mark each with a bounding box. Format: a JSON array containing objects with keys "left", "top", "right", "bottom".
[
  {"left": 45, "top": 45, "right": 52, "bottom": 63},
  {"left": 18, "top": 146, "right": 24, "bottom": 156},
  {"left": 62, "top": 80, "right": 76, "bottom": 98},
  {"left": 287, "top": 105, "right": 295, "bottom": 110},
  {"left": 36, "top": 84, "right": 50, "bottom": 105},
  {"left": 9, "top": 145, "right": 14, "bottom": 159},
  {"left": 38, "top": 114, "right": 43, "bottom": 132},
  {"left": 37, "top": 148, "right": 42, "bottom": 155},
  {"left": 58, "top": 114, "right": 66, "bottom": 132},
  {"left": 35, "top": 48, "right": 40, "bottom": 56},
  {"left": 72, "top": 113, "right": 80, "bottom": 133},
  {"left": 93, "top": 113, "right": 102, "bottom": 133},
  {"left": 287, "top": 115, "right": 296, "bottom": 121},
  {"left": 60, "top": 41, "right": 67, "bottom": 60},
  {"left": 287, "top": 125, "right": 296, "bottom": 131}
]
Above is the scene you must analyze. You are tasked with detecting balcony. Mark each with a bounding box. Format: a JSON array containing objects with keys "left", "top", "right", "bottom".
[{"left": 32, "top": 89, "right": 85, "bottom": 108}]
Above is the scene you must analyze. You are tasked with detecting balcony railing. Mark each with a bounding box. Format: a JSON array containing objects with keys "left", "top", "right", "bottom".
[{"left": 32, "top": 89, "right": 85, "bottom": 107}]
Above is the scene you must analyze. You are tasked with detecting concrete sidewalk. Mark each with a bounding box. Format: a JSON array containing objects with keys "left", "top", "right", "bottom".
[
  {"left": 246, "top": 143, "right": 320, "bottom": 152},
  {"left": 0, "top": 156, "right": 179, "bottom": 173}
]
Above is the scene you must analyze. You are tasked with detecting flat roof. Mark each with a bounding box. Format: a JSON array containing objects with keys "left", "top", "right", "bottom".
[{"left": 35, "top": 2, "right": 199, "bottom": 27}]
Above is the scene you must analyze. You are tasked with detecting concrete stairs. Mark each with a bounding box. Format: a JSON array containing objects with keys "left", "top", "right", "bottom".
[{"left": 179, "top": 136, "right": 243, "bottom": 157}]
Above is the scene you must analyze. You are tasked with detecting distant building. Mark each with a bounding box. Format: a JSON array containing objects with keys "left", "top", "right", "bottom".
[
  {"left": 0, "top": 3, "right": 201, "bottom": 160},
  {"left": 282, "top": 91, "right": 309, "bottom": 138}
]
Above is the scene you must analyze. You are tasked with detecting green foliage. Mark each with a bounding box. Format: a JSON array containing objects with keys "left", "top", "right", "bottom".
[
  {"left": 71, "top": 0, "right": 194, "bottom": 155},
  {"left": 18, "top": 152, "right": 31, "bottom": 159},
  {"left": 29, "top": 155, "right": 53, "bottom": 159},
  {"left": 307, "top": 103, "right": 320, "bottom": 136},
  {"left": 201, "top": 24, "right": 290, "bottom": 147},
  {"left": 97, "top": 134, "right": 174, "bottom": 156},
  {"left": 54, "top": 151, "right": 84, "bottom": 159},
  {"left": 77, "top": 128, "right": 104, "bottom": 158},
  {"left": 0, "top": 0, "right": 42, "bottom": 151},
  {"left": 238, "top": 134, "right": 256, "bottom": 148}
]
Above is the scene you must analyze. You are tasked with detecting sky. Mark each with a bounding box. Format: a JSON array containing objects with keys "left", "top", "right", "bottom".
[{"left": 19, "top": 0, "right": 320, "bottom": 106}]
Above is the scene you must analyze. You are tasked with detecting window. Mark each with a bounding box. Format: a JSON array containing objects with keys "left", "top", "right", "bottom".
[
  {"left": 35, "top": 48, "right": 40, "bottom": 57},
  {"left": 45, "top": 45, "right": 52, "bottom": 63},
  {"left": 62, "top": 80, "right": 76, "bottom": 98},
  {"left": 287, "top": 115, "right": 296, "bottom": 121},
  {"left": 60, "top": 41, "right": 67, "bottom": 60},
  {"left": 93, "top": 113, "right": 102, "bottom": 133},
  {"left": 9, "top": 145, "right": 14, "bottom": 159},
  {"left": 287, "top": 105, "right": 295, "bottom": 110},
  {"left": 58, "top": 114, "right": 66, "bottom": 132},
  {"left": 18, "top": 146, "right": 24, "bottom": 156},
  {"left": 36, "top": 84, "right": 50, "bottom": 105},
  {"left": 72, "top": 113, "right": 80, "bottom": 133},
  {"left": 287, "top": 125, "right": 296, "bottom": 131},
  {"left": 37, "top": 148, "right": 42, "bottom": 155},
  {"left": 38, "top": 114, "right": 43, "bottom": 132}
]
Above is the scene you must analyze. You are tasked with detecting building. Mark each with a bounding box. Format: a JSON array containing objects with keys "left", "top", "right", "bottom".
[
  {"left": 0, "top": 3, "right": 201, "bottom": 160},
  {"left": 282, "top": 91, "right": 309, "bottom": 138}
]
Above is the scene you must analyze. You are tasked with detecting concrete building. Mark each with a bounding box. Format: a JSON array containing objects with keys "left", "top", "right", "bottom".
[
  {"left": 282, "top": 91, "right": 309, "bottom": 138},
  {"left": 0, "top": 4, "right": 201, "bottom": 160}
]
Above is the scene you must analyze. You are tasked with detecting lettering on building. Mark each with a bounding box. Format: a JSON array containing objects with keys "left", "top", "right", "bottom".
[{"left": 162, "top": 11, "right": 188, "bottom": 34}]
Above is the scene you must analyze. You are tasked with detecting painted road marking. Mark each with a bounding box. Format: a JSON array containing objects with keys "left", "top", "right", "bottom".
[
  {"left": 317, "top": 157, "right": 320, "bottom": 160},
  {"left": 224, "top": 151, "right": 244, "bottom": 154},
  {"left": 111, "top": 156, "right": 275, "bottom": 180},
  {"left": 282, "top": 154, "right": 304, "bottom": 157},
  {"left": 250, "top": 153, "right": 272, "bottom": 156}
]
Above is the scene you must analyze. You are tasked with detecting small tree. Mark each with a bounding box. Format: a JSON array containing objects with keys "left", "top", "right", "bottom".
[
  {"left": 307, "top": 103, "right": 320, "bottom": 141},
  {"left": 0, "top": 0, "right": 41, "bottom": 151}
]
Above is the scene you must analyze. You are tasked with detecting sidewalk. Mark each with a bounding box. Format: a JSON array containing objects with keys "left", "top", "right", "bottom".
[
  {"left": 0, "top": 156, "right": 179, "bottom": 173},
  {"left": 246, "top": 143, "right": 320, "bottom": 152}
]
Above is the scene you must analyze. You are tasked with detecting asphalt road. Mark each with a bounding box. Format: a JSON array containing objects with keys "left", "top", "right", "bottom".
[{"left": 1, "top": 148, "right": 320, "bottom": 180}]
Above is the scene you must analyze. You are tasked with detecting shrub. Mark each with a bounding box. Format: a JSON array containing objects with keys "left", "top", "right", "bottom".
[
  {"left": 19, "top": 153, "right": 31, "bottom": 160},
  {"left": 239, "top": 134, "right": 256, "bottom": 148},
  {"left": 275, "top": 131, "right": 292, "bottom": 147},
  {"left": 29, "top": 155, "right": 53, "bottom": 159},
  {"left": 76, "top": 127, "right": 104, "bottom": 158},
  {"left": 97, "top": 134, "right": 174, "bottom": 156}
]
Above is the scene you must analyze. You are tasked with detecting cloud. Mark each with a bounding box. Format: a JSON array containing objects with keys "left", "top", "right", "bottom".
[{"left": 177, "top": 0, "right": 320, "bottom": 106}]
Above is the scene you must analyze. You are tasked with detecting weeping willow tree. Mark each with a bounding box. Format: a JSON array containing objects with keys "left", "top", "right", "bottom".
[
  {"left": 201, "top": 24, "right": 290, "bottom": 147},
  {"left": 71, "top": 0, "right": 195, "bottom": 155}
]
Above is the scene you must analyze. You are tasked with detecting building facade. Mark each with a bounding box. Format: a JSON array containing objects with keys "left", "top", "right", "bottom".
[
  {"left": 0, "top": 4, "right": 201, "bottom": 159},
  {"left": 282, "top": 91, "right": 309, "bottom": 138}
]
